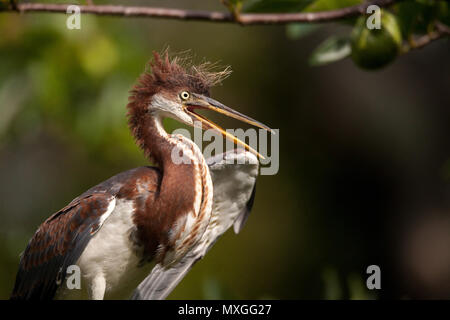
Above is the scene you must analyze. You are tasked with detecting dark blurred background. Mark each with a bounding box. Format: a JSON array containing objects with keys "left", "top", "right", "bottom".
[{"left": 0, "top": 0, "right": 449, "bottom": 299}]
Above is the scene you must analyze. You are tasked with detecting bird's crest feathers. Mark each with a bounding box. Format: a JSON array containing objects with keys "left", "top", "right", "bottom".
[{"left": 131, "top": 50, "right": 231, "bottom": 100}]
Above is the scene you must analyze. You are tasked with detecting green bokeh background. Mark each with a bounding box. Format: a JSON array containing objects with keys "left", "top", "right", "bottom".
[{"left": 0, "top": 0, "right": 449, "bottom": 299}]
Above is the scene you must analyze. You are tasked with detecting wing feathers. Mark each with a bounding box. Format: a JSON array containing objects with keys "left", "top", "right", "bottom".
[
  {"left": 131, "top": 255, "right": 199, "bottom": 300},
  {"left": 233, "top": 183, "right": 257, "bottom": 234},
  {"left": 10, "top": 193, "right": 115, "bottom": 300},
  {"left": 132, "top": 149, "right": 259, "bottom": 300}
]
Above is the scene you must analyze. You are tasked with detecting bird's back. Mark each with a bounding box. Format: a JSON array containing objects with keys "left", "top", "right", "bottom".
[{"left": 11, "top": 166, "right": 161, "bottom": 300}]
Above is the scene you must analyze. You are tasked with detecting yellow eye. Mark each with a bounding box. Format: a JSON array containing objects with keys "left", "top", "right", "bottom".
[{"left": 180, "top": 91, "right": 190, "bottom": 100}]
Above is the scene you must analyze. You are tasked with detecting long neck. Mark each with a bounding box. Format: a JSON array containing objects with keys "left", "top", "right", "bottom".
[
  {"left": 137, "top": 113, "right": 213, "bottom": 217},
  {"left": 138, "top": 114, "right": 208, "bottom": 173},
  {"left": 133, "top": 114, "right": 213, "bottom": 262},
  {"left": 135, "top": 114, "right": 173, "bottom": 169}
]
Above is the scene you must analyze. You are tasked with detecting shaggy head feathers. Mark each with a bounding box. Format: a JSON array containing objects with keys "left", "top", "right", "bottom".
[
  {"left": 128, "top": 50, "right": 230, "bottom": 111},
  {"left": 126, "top": 50, "right": 231, "bottom": 162}
]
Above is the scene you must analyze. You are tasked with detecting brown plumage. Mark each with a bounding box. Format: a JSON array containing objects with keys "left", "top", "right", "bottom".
[
  {"left": 125, "top": 51, "right": 231, "bottom": 261},
  {"left": 11, "top": 50, "right": 267, "bottom": 300}
]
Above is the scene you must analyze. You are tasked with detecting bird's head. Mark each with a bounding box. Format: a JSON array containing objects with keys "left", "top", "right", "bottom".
[{"left": 127, "top": 51, "right": 272, "bottom": 158}]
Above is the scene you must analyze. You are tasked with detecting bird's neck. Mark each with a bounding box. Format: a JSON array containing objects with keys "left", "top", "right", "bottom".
[
  {"left": 140, "top": 115, "right": 173, "bottom": 168},
  {"left": 133, "top": 114, "right": 214, "bottom": 263}
]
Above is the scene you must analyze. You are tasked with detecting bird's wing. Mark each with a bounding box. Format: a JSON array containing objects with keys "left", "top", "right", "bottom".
[
  {"left": 10, "top": 193, "right": 116, "bottom": 300},
  {"left": 207, "top": 149, "right": 259, "bottom": 235},
  {"left": 233, "top": 183, "right": 256, "bottom": 234},
  {"left": 131, "top": 149, "right": 259, "bottom": 300},
  {"left": 130, "top": 255, "right": 200, "bottom": 300}
]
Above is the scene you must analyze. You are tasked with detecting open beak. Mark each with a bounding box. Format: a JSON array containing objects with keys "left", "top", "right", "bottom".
[{"left": 184, "top": 93, "right": 274, "bottom": 160}]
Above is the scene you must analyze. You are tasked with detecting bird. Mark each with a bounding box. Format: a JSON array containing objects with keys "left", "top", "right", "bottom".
[{"left": 10, "top": 51, "right": 273, "bottom": 300}]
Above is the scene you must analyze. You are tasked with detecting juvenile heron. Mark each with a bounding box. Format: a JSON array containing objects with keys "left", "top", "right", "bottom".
[{"left": 10, "top": 51, "right": 272, "bottom": 300}]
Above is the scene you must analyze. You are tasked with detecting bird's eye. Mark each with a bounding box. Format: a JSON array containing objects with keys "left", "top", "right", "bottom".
[{"left": 180, "top": 91, "right": 190, "bottom": 100}]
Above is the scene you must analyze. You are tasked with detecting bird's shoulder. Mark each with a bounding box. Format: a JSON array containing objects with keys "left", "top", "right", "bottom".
[
  {"left": 77, "top": 166, "right": 162, "bottom": 200},
  {"left": 10, "top": 166, "right": 161, "bottom": 300}
]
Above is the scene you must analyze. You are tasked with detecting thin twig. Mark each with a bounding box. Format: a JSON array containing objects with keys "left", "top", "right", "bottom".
[
  {"left": 436, "top": 21, "right": 450, "bottom": 36},
  {"left": 402, "top": 22, "right": 450, "bottom": 52},
  {"left": 0, "top": 0, "right": 396, "bottom": 25}
]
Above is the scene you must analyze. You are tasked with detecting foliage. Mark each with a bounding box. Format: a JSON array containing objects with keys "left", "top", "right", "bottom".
[
  {"left": 350, "top": 10, "right": 402, "bottom": 69},
  {"left": 309, "top": 36, "right": 351, "bottom": 66},
  {"left": 242, "top": 0, "right": 450, "bottom": 70},
  {"left": 0, "top": 0, "right": 449, "bottom": 300}
]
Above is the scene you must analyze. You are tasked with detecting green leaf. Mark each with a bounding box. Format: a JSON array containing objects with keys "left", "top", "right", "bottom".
[
  {"left": 302, "top": 0, "right": 362, "bottom": 12},
  {"left": 245, "top": 0, "right": 363, "bottom": 13},
  {"left": 309, "top": 36, "right": 351, "bottom": 66},
  {"left": 394, "top": 0, "right": 442, "bottom": 37},
  {"left": 436, "top": 1, "right": 450, "bottom": 26},
  {"left": 286, "top": 23, "right": 320, "bottom": 39},
  {"left": 244, "top": 0, "right": 314, "bottom": 13}
]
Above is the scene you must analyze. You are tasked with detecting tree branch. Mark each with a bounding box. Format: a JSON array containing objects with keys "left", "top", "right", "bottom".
[
  {"left": 402, "top": 22, "right": 450, "bottom": 52},
  {"left": 0, "top": 0, "right": 396, "bottom": 25}
]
